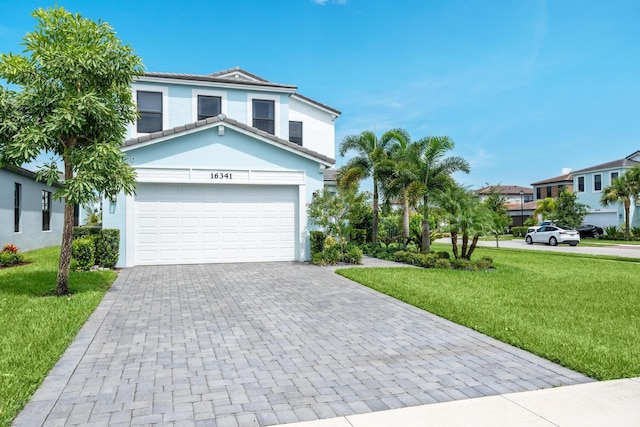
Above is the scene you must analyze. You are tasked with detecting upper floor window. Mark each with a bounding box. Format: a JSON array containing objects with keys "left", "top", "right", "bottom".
[
  {"left": 577, "top": 176, "right": 585, "bottom": 192},
  {"left": 546, "top": 186, "right": 552, "bottom": 198},
  {"left": 252, "top": 99, "right": 275, "bottom": 134},
  {"left": 137, "top": 91, "right": 163, "bottom": 133},
  {"left": 611, "top": 172, "right": 619, "bottom": 182},
  {"left": 198, "top": 95, "right": 221, "bottom": 120},
  {"left": 289, "top": 121, "right": 303, "bottom": 145},
  {"left": 14, "top": 183, "right": 21, "bottom": 233},
  {"left": 558, "top": 184, "right": 564, "bottom": 193},
  {"left": 594, "top": 174, "right": 602, "bottom": 192},
  {"left": 536, "top": 187, "right": 541, "bottom": 200},
  {"left": 42, "top": 190, "right": 51, "bottom": 231}
]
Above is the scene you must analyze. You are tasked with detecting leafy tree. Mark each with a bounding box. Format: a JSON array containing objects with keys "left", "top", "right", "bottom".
[
  {"left": 482, "top": 186, "right": 511, "bottom": 247},
  {"left": 552, "top": 190, "right": 588, "bottom": 229},
  {"left": 438, "top": 184, "right": 491, "bottom": 260},
  {"left": 0, "top": 7, "right": 142, "bottom": 295},
  {"left": 534, "top": 197, "right": 556, "bottom": 222},
  {"left": 409, "top": 136, "right": 470, "bottom": 252},
  {"left": 601, "top": 166, "right": 640, "bottom": 240},
  {"left": 338, "top": 129, "right": 403, "bottom": 244}
]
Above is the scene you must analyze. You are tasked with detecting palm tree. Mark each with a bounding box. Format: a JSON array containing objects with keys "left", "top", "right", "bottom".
[
  {"left": 339, "top": 130, "right": 392, "bottom": 244},
  {"left": 410, "top": 136, "right": 470, "bottom": 252},
  {"left": 601, "top": 166, "right": 640, "bottom": 240}
]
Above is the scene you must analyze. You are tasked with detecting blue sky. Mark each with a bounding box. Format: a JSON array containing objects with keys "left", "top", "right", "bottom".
[{"left": 1, "top": 0, "right": 638, "bottom": 189}]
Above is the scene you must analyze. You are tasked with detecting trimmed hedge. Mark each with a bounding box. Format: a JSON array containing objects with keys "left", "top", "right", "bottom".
[
  {"left": 511, "top": 226, "right": 527, "bottom": 237},
  {"left": 72, "top": 227, "right": 120, "bottom": 269},
  {"left": 72, "top": 237, "right": 95, "bottom": 271}
]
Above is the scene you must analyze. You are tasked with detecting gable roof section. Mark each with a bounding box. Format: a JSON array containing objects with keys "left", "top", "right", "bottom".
[
  {"left": 292, "top": 92, "right": 341, "bottom": 116},
  {"left": 531, "top": 173, "right": 573, "bottom": 186},
  {"left": 208, "top": 67, "right": 269, "bottom": 82},
  {"left": 571, "top": 151, "right": 640, "bottom": 175},
  {"left": 1, "top": 165, "right": 63, "bottom": 187},
  {"left": 121, "top": 115, "right": 335, "bottom": 166}
]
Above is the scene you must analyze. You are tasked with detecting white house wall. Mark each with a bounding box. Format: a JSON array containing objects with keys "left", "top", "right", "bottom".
[{"left": 289, "top": 96, "right": 336, "bottom": 160}]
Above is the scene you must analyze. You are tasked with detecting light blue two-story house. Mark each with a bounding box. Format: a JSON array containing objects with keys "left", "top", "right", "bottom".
[
  {"left": 102, "top": 67, "right": 340, "bottom": 267},
  {"left": 0, "top": 166, "right": 65, "bottom": 252},
  {"left": 572, "top": 150, "right": 640, "bottom": 228}
]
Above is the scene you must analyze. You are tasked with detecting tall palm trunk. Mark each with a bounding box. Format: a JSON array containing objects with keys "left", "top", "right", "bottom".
[
  {"left": 372, "top": 178, "right": 379, "bottom": 244},
  {"left": 421, "top": 194, "right": 431, "bottom": 253},
  {"left": 465, "top": 235, "right": 480, "bottom": 260},
  {"left": 56, "top": 152, "right": 74, "bottom": 296},
  {"left": 402, "top": 193, "right": 410, "bottom": 246},
  {"left": 624, "top": 199, "right": 631, "bottom": 240},
  {"left": 461, "top": 234, "right": 469, "bottom": 259},
  {"left": 450, "top": 231, "right": 459, "bottom": 259}
]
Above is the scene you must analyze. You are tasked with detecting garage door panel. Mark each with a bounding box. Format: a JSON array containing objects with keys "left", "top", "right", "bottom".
[{"left": 134, "top": 183, "right": 297, "bottom": 265}]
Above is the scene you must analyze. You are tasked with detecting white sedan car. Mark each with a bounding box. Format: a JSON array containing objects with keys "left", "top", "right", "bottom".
[{"left": 525, "top": 225, "right": 580, "bottom": 247}]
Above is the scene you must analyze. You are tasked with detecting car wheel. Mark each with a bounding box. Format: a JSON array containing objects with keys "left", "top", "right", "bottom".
[
  {"left": 549, "top": 237, "right": 558, "bottom": 246},
  {"left": 593, "top": 231, "right": 600, "bottom": 239},
  {"left": 525, "top": 236, "right": 533, "bottom": 245},
  {"left": 570, "top": 243, "right": 578, "bottom": 246}
]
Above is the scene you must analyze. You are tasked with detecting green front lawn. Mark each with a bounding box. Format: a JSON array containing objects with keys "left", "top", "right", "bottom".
[
  {"left": 0, "top": 247, "right": 115, "bottom": 427},
  {"left": 338, "top": 246, "right": 640, "bottom": 381}
]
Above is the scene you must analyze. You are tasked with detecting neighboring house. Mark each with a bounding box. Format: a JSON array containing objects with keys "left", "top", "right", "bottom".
[
  {"left": 531, "top": 173, "right": 574, "bottom": 201},
  {"left": 571, "top": 151, "right": 640, "bottom": 228},
  {"left": 475, "top": 185, "right": 534, "bottom": 227},
  {"left": 0, "top": 166, "right": 65, "bottom": 252},
  {"left": 103, "top": 67, "right": 341, "bottom": 267}
]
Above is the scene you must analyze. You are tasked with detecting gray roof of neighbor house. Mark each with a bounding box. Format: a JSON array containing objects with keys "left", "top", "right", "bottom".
[
  {"left": 121, "top": 115, "right": 335, "bottom": 165},
  {"left": 140, "top": 68, "right": 341, "bottom": 116},
  {"left": 1, "top": 165, "right": 63, "bottom": 187},
  {"left": 323, "top": 168, "right": 338, "bottom": 183},
  {"left": 505, "top": 201, "right": 537, "bottom": 211},
  {"left": 531, "top": 173, "right": 573, "bottom": 186},
  {"left": 475, "top": 185, "right": 533, "bottom": 195},
  {"left": 571, "top": 151, "right": 640, "bottom": 174}
]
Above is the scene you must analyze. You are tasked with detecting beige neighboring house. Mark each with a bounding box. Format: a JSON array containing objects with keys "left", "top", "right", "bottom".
[
  {"left": 475, "top": 185, "right": 534, "bottom": 227},
  {"left": 531, "top": 173, "right": 574, "bottom": 201}
]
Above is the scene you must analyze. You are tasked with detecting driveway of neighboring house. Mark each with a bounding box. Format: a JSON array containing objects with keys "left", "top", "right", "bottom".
[{"left": 14, "top": 260, "right": 593, "bottom": 427}]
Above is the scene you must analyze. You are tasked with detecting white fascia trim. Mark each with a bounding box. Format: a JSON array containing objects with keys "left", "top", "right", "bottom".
[
  {"left": 191, "top": 89, "right": 228, "bottom": 123},
  {"left": 136, "top": 76, "right": 295, "bottom": 94},
  {"left": 121, "top": 121, "right": 334, "bottom": 167},
  {"left": 130, "top": 83, "right": 169, "bottom": 139},
  {"left": 247, "top": 93, "right": 281, "bottom": 138},
  {"left": 291, "top": 93, "right": 341, "bottom": 117}
]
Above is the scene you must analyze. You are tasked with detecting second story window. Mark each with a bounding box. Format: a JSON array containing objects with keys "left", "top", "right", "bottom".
[
  {"left": 252, "top": 99, "right": 275, "bottom": 135},
  {"left": 594, "top": 174, "right": 602, "bottom": 191},
  {"left": 198, "top": 95, "right": 221, "bottom": 120},
  {"left": 578, "top": 176, "right": 585, "bottom": 192},
  {"left": 546, "top": 186, "right": 552, "bottom": 198},
  {"left": 611, "top": 172, "right": 619, "bottom": 182},
  {"left": 137, "top": 91, "right": 163, "bottom": 133},
  {"left": 289, "top": 121, "right": 303, "bottom": 145},
  {"left": 558, "top": 184, "right": 564, "bottom": 193},
  {"left": 536, "top": 188, "right": 541, "bottom": 199},
  {"left": 14, "top": 183, "right": 21, "bottom": 233},
  {"left": 42, "top": 190, "right": 51, "bottom": 231}
]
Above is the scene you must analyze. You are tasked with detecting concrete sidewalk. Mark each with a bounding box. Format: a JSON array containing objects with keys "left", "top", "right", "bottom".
[{"left": 281, "top": 377, "right": 640, "bottom": 427}]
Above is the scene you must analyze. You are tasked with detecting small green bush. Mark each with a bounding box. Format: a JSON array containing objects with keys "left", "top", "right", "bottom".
[
  {"left": 310, "top": 231, "right": 325, "bottom": 255},
  {"left": 417, "top": 253, "right": 438, "bottom": 268},
  {"left": 474, "top": 256, "right": 494, "bottom": 270},
  {"left": 604, "top": 226, "right": 623, "bottom": 239},
  {"left": 73, "top": 226, "right": 101, "bottom": 240},
  {"left": 95, "top": 229, "right": 120, "bottom": 268},
  {"left": 72, "top": 237, "right": 95, "bottom": 271},
  {"left": 511, "top": 226, "right": 527, "bottom": 237},
  {"left": 434, "top": 258, "right": 451, "bottom": 269},
  {"left": 343, "top": 247, "right": 363, "bottom": 264},
  {"left": 452, "top": 258, "right": 474, "bottom": 270},
  {"left": 311, "top": 252, "right": 327, "bottom": 266},
  {"left": 631, "top": 227, "right": 640, "bottom": 238},
  {"left": 350, "top": 229, "right": 367, "bottom": 245},
  {"left": 0, "top": 251, "right": 24, "bottom": 267},
  {"left": 436, "top": 251, "right": 450, "bottom": 260}
]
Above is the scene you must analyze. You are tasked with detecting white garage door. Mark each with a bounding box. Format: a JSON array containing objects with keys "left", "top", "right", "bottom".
[
  {"left": 583, "top": 212, "right": 619, "bottom": 229},
  {"left": 134, "top": 183, "right": 297, "bottom": 265}
]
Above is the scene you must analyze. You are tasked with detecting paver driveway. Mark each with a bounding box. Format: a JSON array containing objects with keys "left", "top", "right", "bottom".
[{"left": 15, "top": 261, "right": 593, "bottom": 426}]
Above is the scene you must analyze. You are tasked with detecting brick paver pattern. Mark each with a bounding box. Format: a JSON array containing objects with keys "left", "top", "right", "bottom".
[{"left": 15, "top": 261, "right": 593, "bottom": 426}]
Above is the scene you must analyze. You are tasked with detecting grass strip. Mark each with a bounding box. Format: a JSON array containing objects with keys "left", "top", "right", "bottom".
[
  {"left": 0, "top": 247, "right": 115, "bottom": 427},
  {"left": 337, "top": 246, "right": 640, "bottom": 380}
]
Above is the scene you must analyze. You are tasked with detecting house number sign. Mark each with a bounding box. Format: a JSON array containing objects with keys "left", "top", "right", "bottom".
[{"left": 211, "top": 172, "right": 233, "bottom": 180}]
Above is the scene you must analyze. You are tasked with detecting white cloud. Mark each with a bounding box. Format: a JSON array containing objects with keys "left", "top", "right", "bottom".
[
  {"left": 312, "top": 0, "right": 347, "bottom": 5},
  {"left": 562, "top": 167, "right": 572, "bottom": 175}
]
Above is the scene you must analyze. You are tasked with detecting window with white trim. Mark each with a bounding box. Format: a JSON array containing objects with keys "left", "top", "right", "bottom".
[
  {"left": 252, "top": 99, "right": 275, "bottom": 134},
  {"left": 577, "top": 176, "right": 585, "bottom": 192},
  {"left": 14, "top": 183, "right": 21, "bottom": 233},
  {"left": 197, "top": 95, "right": 221, "bottom": 120},
  {"left": 611, "top": 171, "right": 619, "bottom": 182},
  {"left": 594, "top": 174, "right": 602, "bottom": 192},
  {"left": 42, "top": 190, "right": 51, "bottom": 231},
  {"left": 137, "top": 91, "right": 163, "bottom": 133},
  {"left": 289, "top": 121, "right": 303, "bottom": 145}
]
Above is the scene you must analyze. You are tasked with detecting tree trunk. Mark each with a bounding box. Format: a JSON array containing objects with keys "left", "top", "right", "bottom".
[
  {"left": 461, "top": 234, "right": 469, "bottom": 259},
  {"left": 466, "top": 235, "right": 480, "bottom": 260},
  {"left": 56, "top": 157, "right": 74, "bottom": 296},
  {"left": 421, "top": 195, "right": 430, "bottom": 253},
  {"left": 402, "top": 193, "right": 410, "bottom": 246},
  {"left": 450, "top": 231, "right": 458, "bottom": 259},
  {"left": 372, "top": 178, "right": 379, "bottom": 244},
  {"left": 624, "top": 200, "right": 630, "bottom": 240},
  {"left": 495, "top": 234, "right": 500, "bottom": 248}
]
